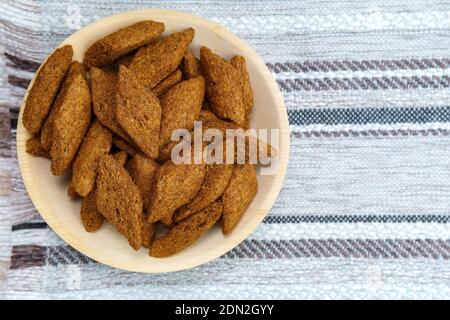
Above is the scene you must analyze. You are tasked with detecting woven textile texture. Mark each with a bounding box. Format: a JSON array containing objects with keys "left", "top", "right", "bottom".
[{"left": 1, "top": 0, "right": 450, "bottom": 299}]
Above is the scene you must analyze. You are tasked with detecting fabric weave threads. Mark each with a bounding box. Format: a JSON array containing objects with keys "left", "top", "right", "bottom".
[{"left": 2, "top": 0, "right": 450, "bottom": 299}]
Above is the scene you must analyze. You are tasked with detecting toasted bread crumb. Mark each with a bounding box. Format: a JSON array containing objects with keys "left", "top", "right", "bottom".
[
  {"left": 23, "top": 45, "right": 73, "bottom": 134},
  {"left": 116, "top": 65, "right": 161, "bottom": 159},
  {"left": 222, "top": 164, "right": 257, "bottom": 234},
  {"left": 148, "top": 160, "right": 206, "bottom": 223},
  {"left": 129, "top": 28, "right": 194, "bottom": 88},
  {"left": 50, "top": 62, "right": 91, "bottom": 176},
  {"left": 96, "top": 155, "right": 143, "bottom": 250},
  {"left": 151, "top": 69, "right": 182, "bottom": 96},
  {"left": 83, "top": 20, "right": 164, "bottom": 67},
  {"left": 72, "top": 120, "right": 112, "bottom": 197},
  {"left": 200, "top": 46, "right": 246, "bottom": 127},
  {"left": 150, "top": 200, "right": 222, "bottom": 257},
  {"left": 80, "top": 190, "right": 104, "bottom": 232}
]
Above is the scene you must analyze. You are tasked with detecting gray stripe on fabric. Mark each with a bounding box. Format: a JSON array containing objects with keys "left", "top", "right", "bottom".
[
  {"left": 288, "top": 107, "right": 450, "bottom": 125},
  {"left": 267, "top": 59, "right": 450, "bottom": 73},
  {"left": 277, "top": 76, "right": 450, "bottom": 92},
  {"left": 10, "top": 239, "right": 450, "bottom": 269},
  {"left": 224, "top": 239, "right": 450, "bottom": 259}
]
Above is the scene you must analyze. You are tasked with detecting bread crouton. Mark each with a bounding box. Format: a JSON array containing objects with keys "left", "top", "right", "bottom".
[
  {"left": 96, "top": 155, "right": 142, "bottom": 250},
  {"left": 222, "top": 164, "right": 257, "bottom": 234},
  {"left": 175, "top": 164, "right": 232, "bottom": 222},
  {"left": 116, "top": 65, "right": 161, "bottom": 159},
  {"left": 26, "top": 137, "right": 50, "bottom": 158},
  {"left": 200, "top": 46, "right": 245, "bottom": 127},
  {"left": 147, "top": 160, "right": 206, "bottom": 223},
  {"left": 181, "top": 51, "right": 201, "bottom": 79},
  {"left": 230, "top": 55, "right": 253, "bottom": 128},
  {"left": 83, "top": 20, "right": 164, "bottom": 67},
  {"left": 23, "top": 45, "right": 73, "bottom": 134},
  {"left": 72, "top": 121, "right": 112, "bottom": 197},
  {"left": 129, "top": 28, "right": 194, "bottom": 88},
  {"left": 151, "top": 69, "right": 182, "bottom": 96},
  {"left": 80, "top": 190, "right": 104, "bottom": 232},
  {"left": 159, "top": 76, "right": 205, "bottom": 146},
  {"left": 50, "top": 62, "right": 91, "bottom": 176},
  {"left": 149, "top": 200, "right": 222, "bottom": 257}
]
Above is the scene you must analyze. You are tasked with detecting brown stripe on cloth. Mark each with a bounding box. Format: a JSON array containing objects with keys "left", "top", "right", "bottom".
[
  {"left": 10, "top": 245, "right": 93, "bottom": 270},
  {"left": 4, "top": 52, "right": 40, "bottom": 72},
  {"left": 8, "top": 75, "right": 30, "bottom": 89},
  {"left": 10, "top": 245, "right": 47, "bottom": 269},
  {"left": 277, "top": 76, "right": 450, "bottom": 92},
  {"left": 267, "top": 58, "right": 450, "bottom": 73},
  {"left": 10, "top": 240, "right": 450, "bottom": 269}
]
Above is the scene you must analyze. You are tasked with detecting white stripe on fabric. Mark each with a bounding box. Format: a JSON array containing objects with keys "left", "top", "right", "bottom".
[
  {"left": 4, "top": 259, "right": 450, "bottom": 299},
  {"left": 285, "top": 88, "right": 450, "bottom": 110},
  {"left": 11, "top": 229, "right": 65, "bottom": 247},
  {"left": 249, "top": 223, "right": 450, "bottom": 240},
  {"left": 212, "top": 11, "right": 450, "bottom": 33},
  {"left": 275, "top": 133, "right": 450, "bottom": 216},
  {"left": 275, "top": 68, "right": 450, "bottom": 80}
]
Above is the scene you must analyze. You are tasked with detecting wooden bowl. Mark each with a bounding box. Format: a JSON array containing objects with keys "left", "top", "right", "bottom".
[{"left": 16, "top": 9, "right": 290, "bottom": 273}]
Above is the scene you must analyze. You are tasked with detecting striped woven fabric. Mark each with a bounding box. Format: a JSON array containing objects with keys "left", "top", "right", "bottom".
[{"left": 1, "top": 0, "right": 450, "bottom": 299}]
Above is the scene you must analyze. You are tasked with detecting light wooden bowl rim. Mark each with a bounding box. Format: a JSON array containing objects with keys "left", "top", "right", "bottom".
[{"left": 16, "top": 9, "right": 290, "bottom": 273}]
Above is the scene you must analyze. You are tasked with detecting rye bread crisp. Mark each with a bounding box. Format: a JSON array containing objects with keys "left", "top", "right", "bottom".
[
  {"left": 116, "top": 65, "right": 161, "bottom": 159},
  {"left": 115, "top": 52, "right": 135, "bottom": 68},
  {"left": 23, "top": 45, "right": 73, "bottom": 134},
  {"left": 126, "top": 153, "right": 159, "bottom": 210},
  {"left": 175, "top": 163, "right": 233, "bottom": 222},
  {"left": 89, "top": 67, "right": 131, "bottom": 141},
  {"left": 72, "top": 120, "right": 112, "bottom": 197},
  {"left": 200, "top": 116, "right": 277, "bottom": 163},
  {"left": 80, "top": 151, "right": 128, "bottom": 231},
  {"left": 67, "top": 182, "right": 78, "bottom": 199},
  {"left": 221, "top": 164, "right": 258, "bottom": 234},
  {"left": 83, "top": 20, "right": 165, "bottom": 68},
  {"left": 148, "top": 160, "right": 206, "bottom": 223},
  {"left": 230, "top": 55, "right": 253, "bottom": 128},
  {"left": 159, "top": 76, "right": 205, "bottom": 146},
  {"left": 129, "top": 28, "right": 194, "bottom": 88},
  {"left": 151, "top": 69, "right": 182, "bottom": 96},
  {"left": 80, "top": 190, "right": 105, "bottom": 232},
  {"left": 111, "top": 150, "right": 128, "bottom": 166},
  {"left": 112, "top": 135, "right": 140, "bottom": 157},
  {"left": 200, "top": 46, "right": 246, "bottom": 127},
  {"left": 50, "top": 62, "right": 91, "bottom": 176},
  {"left": 141, "top": 221, "right": 157, "bottom": 248},
  {"left": 40, "top": 61, "right": 79, "bottom": 151},
  {"left": 181, "top": 51, "right": 201, "bottom": 79},
  {"left": 157, "top": 139, "right": 180, "bottom": 163},
  {"left": 26, "top": 137, "right": 50, "bottom": 159},
  {"left": 125, "top": 154, "right": 159, "bottom": 248},
  {"left": 96, "top": 155, "right": 142, "bottom": 250},
  {"left": 149, "top": 200, "right": 223, "bottom": 257}
]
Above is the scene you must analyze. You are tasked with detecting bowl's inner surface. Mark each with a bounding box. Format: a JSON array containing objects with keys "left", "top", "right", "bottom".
[{"left": 17, "top": 10, "right": 289, "bottom": 273}]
